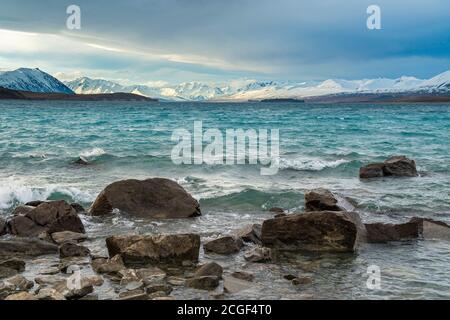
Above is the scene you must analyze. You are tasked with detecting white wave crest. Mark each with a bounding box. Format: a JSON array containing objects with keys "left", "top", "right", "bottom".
[
  {"left": 279, "top": 157, "right": 349, "bottom": 171},
  {"left": 80, "top": 147, "right": 106, "bottom": 158}
]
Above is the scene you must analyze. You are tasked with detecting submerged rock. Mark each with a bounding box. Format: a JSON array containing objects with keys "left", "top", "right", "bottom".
[
  {"left": 106, "top": 234, "right": 200, "bottom": 266},
  {"left": 360, "top": 155, "right": 418, "bottom": 179},
  {"left": 261, "top": 211, "right": 365, "bottom": 252},
  {"left": 74, "top": 156, "right": 89, "bottom": 165},
  {"left": 244, "top": 246, "right": 272, "bottom": 263},
  {"left": 305, "top": 188, "right": 355, "bottom": 212},
  {"left": 8, "top": 200, "right": 85, "bottom": 238},
  {"left": 0, "top": 238, "right": 58, "bottom": 257},
  {"left": 231, "top": 271, "right": 254, "bottom": 282},
  {"left": 223, "top": 276, "right": 253, "bottom": 294},
  {"left": 203, "top": 236, "right": 243, "bottom": 255},
  {"left": 88, "top": 178, "right": 201, "bottom": 218},
  {"left": 410, "top": 217, "right": 450, "bottom": 240},
  {"left": 365, "top": 222, "right": 419, "bottom": 243}
]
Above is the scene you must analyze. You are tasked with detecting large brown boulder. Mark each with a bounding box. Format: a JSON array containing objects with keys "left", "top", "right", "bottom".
[
  {"left": 106, "top": 234, "right": 200, "bottom": 266},
  {"left": 261, "top": 211, "right": 365, "bottom": 252},
  {"left": 88, "top": 178, "right": 201, "bottom": 219},
  {"left": 365, "top": 222, "right": 419, "bottom": 243},
  {"left": 304, "top": 188, "right": 355, "bottom": 212},
  {"left": 8, "top": 200, "right": 85, "bottom": 238},
  {"left": 360, "top": 155, "right": 418, "bottom": 179},
  {"left": 0, "top": 238, "right": 58, "bottom": 257},
  {"left": 203, "top": 236, "right": 243, "bottom": 255}
]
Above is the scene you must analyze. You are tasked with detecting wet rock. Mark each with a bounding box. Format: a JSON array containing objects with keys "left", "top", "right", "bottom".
[
  {"left": 153, "top": 296, "right": 175, "bottom": 300},
  {"left": 360, "top": 155, "right": 418, "bottom": 178},
  {"left": 0, "top": 267, "right": 18, "bottom": 279},
  {"left": 269, "top": 207, "right": 284, "bottom": 213},
  {"left": 70, "top": 203, "right": 86, "bottom": 214},
  {"left": 92, "top": 255, "right": 125, "bottom": 274},
  {"left": 136, "top": 267, "right": 167, "bottom": 284},
  {"left": 5, "top": 292, "right": 37, "bottom": 300},
  {"left": 3, "top": 274, "right": 34, "bottom": 291},
  {"left": 35, "top": 288, "right": 66, "bottom": 300},
  {"left": 24, "top": 201, "right": 45, "bottom": 207},
  {"left": 223, "top": 276, "right": 253, "bottom": 294},
  {"left": 0, "top": 238, "right": 58, "bottom": 257},
  {"left": 194, "top": 262, "right": 223, "bottom": 278},
  {"left": 261, "top": 211, "right": 365, "bottom": 252},
  {"left": 11, "top": 205, "right": 34, "bottom": 217},
  {"left": 186, "top": 276, "right": 220, "bottom": 290},
  {"left": 88, "top": 178, "right": 201, "bottom": 218},
  {"left": 410, "top": 217, "right": 450, "bottom": 240},
  {"left": 0, "top": 217, "right": 7, "bottom": 235},
  {"left": 235, "top": 224, "right": 262, "bottom": 244},
  {"left": 119, "top": 289, "right": 148, "bottom": 300},
  {"left": 274, "top": 213, "right": 287, "bottom": 218},
  {"left": 146, "top": 284, "right": 172, "bottom": 295},
  {"left": 8, "top": 200, "right": 85, "bottom": 237},
  {"left": 50, "top": 277, "right": 94, "bottom": 300},
  {"left": 305, "top": 188, "right": 355, "bottom": 212},
  {"left": 231, "top": 271, "right": 254, "bottom": 282},
  {"left": 148, "top": 291, "right": 171, "bottom": 300},
  {"left": 106, "top": 234, "right": 200, "bottom": 266},
  {"left": 244, "top": 246, "right": 272, "bottom": 263},
  {"left": 51, "top": 231, "right": 87, "bottom": 245},
  {"left": 124, "top": 280, "right": 145, "bottom": 292},
  {"left": 75, "top": 156, "right": 89, "bottom": 165},
  {"left": 365, "top": 222, "right": 419, "bottom": 243},
  {"left": 167, "top": 276, "right": 186, "bottom": 286},
  {"left": 292, "top": 276, "right": 313, "bottom": 286},
  {"left": 0, "top": 259, "right": 25, "bottom": 273},
  {"left": 283, "top": 274, "right": 297, "bottom": 281},
  {"left": 203, "top": 236, "right": 243, "bottom": 255},
  {"left": 59, "top": 242, "right": 91, "bottom": 258}
]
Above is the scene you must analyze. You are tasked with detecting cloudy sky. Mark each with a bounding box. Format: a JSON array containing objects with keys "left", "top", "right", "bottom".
[{"left": 0, "top": 0, "right": 449, "bottom": 84}]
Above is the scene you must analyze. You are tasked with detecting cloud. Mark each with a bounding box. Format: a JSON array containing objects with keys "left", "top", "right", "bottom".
[{"left": 0, "top": 0, "right": 449, "bottom": 82}]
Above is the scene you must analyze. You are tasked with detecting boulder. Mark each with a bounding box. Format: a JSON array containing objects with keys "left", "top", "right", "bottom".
[
  {"left": 88, "top": 178, "right": 201, "bottom": 219},
  {"left": 203, "top": 236, "right": 243, "bottom": 255},
  {"left": 186, "top": 276, "right": 219, "bottom": 290},
  {"left": 70, "top": 203, "right": 86, "bottom": 213},
  {"left": 261, "top": 211, "right": 365, "bottom": 252},
  {"left": 106, "top": 234, "right": 200, "bottom": 266},
  {"left": 0, "top": 259, "right": 25, "bottom": 274},
  {"left": 0, "top": 238, "right": 58, "bottom": 257},
  {"left": 0, "top": 217, "right": 7, "bottom": 235},
  {"left": 235, "top": 224, "right": 262, "bottom": 244},
  {"left": 304, "top": 188, "right": 355, "bottom": 212},
  {"left": 194, "top": 262, "right": 223, "bottom": 278},
  {"left": 91, "top": 255, "right": 125, "bottom": 274},
  {"left": 51, "top": 231, "right": 87, "bottom": 245},
  {"left": 3, "top": 274, "right": 34, "bottom": 291},
  {"left": 410, "top": 217, "right": 450, "bottom": 240},
  {"left": 8, "top": 200, "right": 85, "bottom": 238},
  {"left": 59, "top": 243, "right": 91, "bottom": 258},
  {"left": 243, "top": 246, "right": 272, "bottom": 263},
  {"left": 25, "top": 200, "right": 45, "bottom": 207},
  {"left": 360, "top": 156, "right": 418, "bottom": 178},
  {"left": 35, "top": 288, "right": 66, "bottom": 300},
  {"left": 365, "top": 222, "right": 419, "bottom": 243},
  {"left": 146, "top": 284, "right": 172, "bottom": 295}
]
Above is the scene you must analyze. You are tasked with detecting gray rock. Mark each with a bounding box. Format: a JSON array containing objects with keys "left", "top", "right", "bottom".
[
  {"left": 244, "top": 246, "right": 272, "bottom": 263},
  {"left": 223, "top": 276, "right": 253, "bottom": 294},
  {"left": 235, "top": 224, "right": 262, "bottom": 244},
  {"left": 59, "top": 242, "right": 91, "bottom": 258},
  {"left": 186, "top": 276, "right": 220, "bottom": 290},
  {"left": 231, "top": 271, "right": 254, "bottom": 282},
  {"left": 0, "top": 238, "right": 58, "bottom": 257},
  {"left": 194, "top": 262, "right": 223, "bottom": 278},
  {"left": 365, "top": 222, "right": 419, "bottom": 243},
  {"left": 203, "top": 236, "right": 243, "bottom": 255},
  {"left": 88, "top": 178, "right": 201, "bottom": 218}
]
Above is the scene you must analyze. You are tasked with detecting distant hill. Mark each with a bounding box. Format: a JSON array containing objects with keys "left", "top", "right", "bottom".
[{"left": 0, "top": 86, "right": 157, "bottom": 101}]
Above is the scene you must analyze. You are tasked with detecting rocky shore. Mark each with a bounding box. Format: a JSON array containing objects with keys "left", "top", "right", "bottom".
[{"left": 1, "top": 155, "right": 449, "bottom": 300}]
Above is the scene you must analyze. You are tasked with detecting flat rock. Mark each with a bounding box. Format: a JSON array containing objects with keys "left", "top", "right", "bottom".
[
  {"left": 35, "top": 288, "right": 66, "bottom": 300},
  {"left": 186, "top": 276, "right": 219, "bottom": 290},
  {"left": 231, "top": 271, "right": 254, "bottom": 282},
  {"left": 91, "top": 255, "right": 125, "bottom": 274},
  {"left": 5, "top": 292, "right": 37, "bottom": 300},
  {"left": 88, "top": 178, "right": 201, "bottom": 218},
  {"left": 223, "top": 276, "right": 253, "bottom": 293},
  {"left": 0, "top": 238, "right": 58, "bottom": 257},
  {"left": 106, "top": 234, "right": 200, "bottom": 266},
  {"left": 261, "top": 211, "right": 365, "bottom": 252},
  {"left": 244, "top": 246, "right": 272, "bottom": 263},
  {"left": 203, "top": 236, "right": 243, "bottom": 255},
  {"left": 410, "top": 217, "right": 450, "bottom": 240},
  {"left": 51, "top": 231, "right": 87, "bottom": 245}
]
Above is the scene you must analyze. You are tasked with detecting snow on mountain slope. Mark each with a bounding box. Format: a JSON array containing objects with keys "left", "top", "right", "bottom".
[
  {"left": 0, "top": 68, "right": 74, "bottom": 94},
  {"left": 64, "top": 70, "right": 450, "bottom": 101}
]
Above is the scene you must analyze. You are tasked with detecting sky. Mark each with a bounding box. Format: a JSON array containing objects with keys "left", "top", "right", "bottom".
[{"left": 0, "top": 0, "right": 449, "bottom": 85}]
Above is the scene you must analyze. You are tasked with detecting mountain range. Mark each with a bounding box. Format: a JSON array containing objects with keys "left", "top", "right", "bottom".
[{"left": 1, "top": 67, "right": 449, "bottom": 102}]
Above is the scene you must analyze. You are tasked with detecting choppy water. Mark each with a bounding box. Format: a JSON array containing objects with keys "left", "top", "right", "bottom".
[{"left": 1, "top": 100, "right": 450, "bottom": 299}]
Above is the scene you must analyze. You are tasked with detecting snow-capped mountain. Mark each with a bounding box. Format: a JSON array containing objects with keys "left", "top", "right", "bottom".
[
  {"left": 0, "top": 68, "right": 74, "bottom": 94},
  {"left": 64, "top": 70, "right": 450, "bottom": 101}
]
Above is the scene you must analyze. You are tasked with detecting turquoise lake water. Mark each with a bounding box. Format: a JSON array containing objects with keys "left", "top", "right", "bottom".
[{"left": 0, "top": 100, "right": 449, "bottom": 299}]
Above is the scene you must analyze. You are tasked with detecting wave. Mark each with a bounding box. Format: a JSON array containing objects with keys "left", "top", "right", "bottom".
[
  {"left": 279, "top": 157, "right": 350, "bottom": 171},
  {"left": 0, "top": 183, "right": 95, "bottom": 211},
  {"left": 80, "top": 147, "right": 107, "bottom": 158}
]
